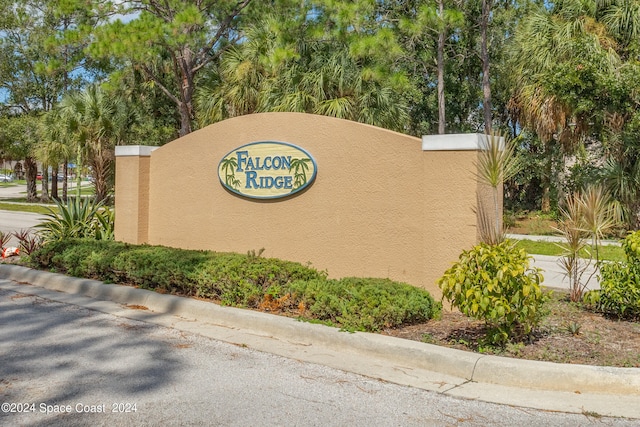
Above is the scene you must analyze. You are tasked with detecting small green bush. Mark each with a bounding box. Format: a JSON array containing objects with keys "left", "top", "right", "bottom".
[
  {"left": 288, "top": 277, "right": 441, "bottom": 332},
  {"left": 584, "top": 231, "right": 640, "bottom": 319},
  {"left": 27, "top": 239, "right": 440, "bottom": 332},
  {"left": 438, "top": 240, "right": 547, "bottom": 345},
  {"left": 186, "top": 253, "right": 326, "bottom": 305},
  {"left": 111, "top": 246, "right": 211, "bottom": 294}
]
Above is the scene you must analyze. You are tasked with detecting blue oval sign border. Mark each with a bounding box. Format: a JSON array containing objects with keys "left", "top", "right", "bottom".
[{"left": 218, "top": 141, "right": 318, "bottom": 200}]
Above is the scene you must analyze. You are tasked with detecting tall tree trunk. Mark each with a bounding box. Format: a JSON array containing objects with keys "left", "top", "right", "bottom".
[
  {"left": 62, "top": 162, "right": 68, "bottom": 200},
  {"left": 25, "top": 157, "right": 37, "bottom": 202},
  {"left": 540, "top": 142, "right": 555, "bottom": 213},
  {"left": 178, "top": 48, "right": 195, "bottom": 137},
  {"left": 437, "top": 0, "right": 446, "bottom": 134},
  {"left": 178, "top": 102, "right": 192, "bottom": 137},
  {"left": 41, "top": 165, "right": 50, "bottom": 202},
  {"left": 481, "top": 0, "right": 492, "bottom": 133},
  {"left": 89, "top": 145, "right": 114, "bottom": 203},
  {"left": 51, "top": 164, "right": 59, "bottom": 200}
]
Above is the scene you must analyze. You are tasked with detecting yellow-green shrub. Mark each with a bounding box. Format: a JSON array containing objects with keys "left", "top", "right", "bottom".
[{"left": 438, "top": 241, "right": 547, "bottom": 344}]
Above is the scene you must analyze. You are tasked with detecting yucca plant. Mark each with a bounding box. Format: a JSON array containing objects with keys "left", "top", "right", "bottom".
[
  {"left": 36, "top": 197, "right": 114, "bottom": 243},
  {"left": 475, "top": 130, "right": 522, "bottom": 244}
]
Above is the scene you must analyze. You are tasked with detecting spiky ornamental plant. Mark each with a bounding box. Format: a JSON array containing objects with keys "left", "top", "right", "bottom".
[
  {"left": 556, "top": 185, "right": 621, "bottom": 302},
  {"left": 476, "top": 130, "right": 522, "bottom": 245},
  {"left": 12, "top": 229, "right": 43, "bottom": 256},
  {"left": 36, "top": 197, "right": 114, "bottom": 244},
  {"left": 580, "top": 185, "right": 622, "bottom": 262},
  {"left": 555, "top": 192, "right": 590, "bottom": 302}
]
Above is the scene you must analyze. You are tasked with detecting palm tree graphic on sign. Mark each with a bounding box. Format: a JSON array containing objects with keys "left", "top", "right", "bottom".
[
  {"left": 220, "top": 156, "right": 241, "bottom": 189},
  {"left": 289, "top": 158, "right": 311, "bottom": 190}
]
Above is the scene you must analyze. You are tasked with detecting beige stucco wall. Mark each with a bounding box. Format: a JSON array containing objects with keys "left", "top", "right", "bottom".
[{"left": 115, "top": 113, "right": 499, "bottom": 297}]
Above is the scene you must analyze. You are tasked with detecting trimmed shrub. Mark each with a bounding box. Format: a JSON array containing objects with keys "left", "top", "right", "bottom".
[
  {"left": 288, "top": 277, "right": 441, "bottom": 331},
  {"left": 27, "top": 239, "right": 440, "bottom": 332},
  {"left": 29, "top": 239, "right": 129, "bottom": 281},
  {"left": 438, "top": 240, "right": 547, "bottom": 345},
  {"left": 188, "top": 254, "right": 326, "bottom": 306},
  {"left": 112, "top": 246, "right": 211, "bottom": 293}
]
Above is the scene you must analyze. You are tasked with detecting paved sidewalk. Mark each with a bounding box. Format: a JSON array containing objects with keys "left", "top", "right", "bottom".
[
  {"left": 507, "top": 234, "right": 609, "bottom": 291},
  {"left": 1, "top": 264, "right": 639, "bottom": 420},
  {"left": 532, "top": 254, "right": 600, "bottom": 291}
]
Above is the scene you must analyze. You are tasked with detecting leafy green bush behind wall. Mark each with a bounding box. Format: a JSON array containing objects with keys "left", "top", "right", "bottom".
[
  {"left": 585, "top": 231, "right": 640, "bottom": 319},
  {"left": 28, "top": 239, "right": 441, "bottom": 332}
]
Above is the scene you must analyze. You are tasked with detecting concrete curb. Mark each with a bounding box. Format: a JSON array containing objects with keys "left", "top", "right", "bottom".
[{"left": 2, "top": 264, "right": 639, "bottom": 398}]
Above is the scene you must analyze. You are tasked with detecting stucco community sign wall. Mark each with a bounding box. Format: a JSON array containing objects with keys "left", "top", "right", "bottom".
[{"left": 114, "top": 112, "right": 497, "bottom": 297}]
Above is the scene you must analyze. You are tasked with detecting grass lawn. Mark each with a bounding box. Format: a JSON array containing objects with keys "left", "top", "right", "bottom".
[
  {"left": 0, "top": 181, "right": 96, "bottom": 217},
  {"left": 513, "top": 238, "right": 625, "bottom": 262},
  {"left": 0, "top": 202, "right": 53, "bottom": 215}
]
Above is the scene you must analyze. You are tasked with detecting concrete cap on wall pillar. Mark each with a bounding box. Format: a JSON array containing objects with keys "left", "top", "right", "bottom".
[
  {"left": 115, "top": 145, "right": 159, "bottom": 157},
  {"left": 422, "top": 133, "right": 504, "bottom": 151}
]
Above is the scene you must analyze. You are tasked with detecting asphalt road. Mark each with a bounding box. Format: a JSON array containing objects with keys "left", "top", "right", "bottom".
[
  {"left": 0, "top": 183, "right": 43, "bottom": 244},
  {"left": 0, "top": 210, "right": 42, "bottom": 234},
  {"left": 1, "top": 286, "right": 636, "bottom": 427}
]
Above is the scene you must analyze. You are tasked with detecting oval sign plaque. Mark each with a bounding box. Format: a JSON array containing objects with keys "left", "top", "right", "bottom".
[{"left": 218, "top": 141, "right": 317, "bottom": 200}]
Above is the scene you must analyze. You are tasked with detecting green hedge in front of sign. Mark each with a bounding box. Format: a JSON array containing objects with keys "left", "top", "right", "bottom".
[{"left": 27, "top": 239, "right": 441, "bottom": 332}]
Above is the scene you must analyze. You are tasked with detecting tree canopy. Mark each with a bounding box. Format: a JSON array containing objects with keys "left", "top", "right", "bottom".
[{"left": 0, "top": 0, "right": 638, "bottom": 222}]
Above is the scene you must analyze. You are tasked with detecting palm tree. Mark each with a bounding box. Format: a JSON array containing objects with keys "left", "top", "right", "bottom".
[
  {"left": 196, "top": 16, "right": 410, "bottom": 132},
  {"left": 601, "top": 133, "right": 640, "bottom": 229},
  {"left": 507, "top": 0, "right": 640, "bottom": 212},
  {"left": 195, "top": 20, "right": 276, "bottom": 126},
  {"left": 266, "top": 42, "right": 409, "bottom": 132},
  {"left": 38, "top": 110, "right": 75, "bottom": 201},
  {"left": 57, "top": 85, "right": 127, "bottom": 203}
]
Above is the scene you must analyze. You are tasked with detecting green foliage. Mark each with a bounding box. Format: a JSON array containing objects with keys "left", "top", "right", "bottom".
[
  {"left": 28, "top": 239, "right": 440, "bottom": 332},
  {"left": 623, "top": 230, "right": 640, "bottom": 263},
  {"left": 438, "top": 241, "right": 547, "bottom": 345},
  {"left": 503, "top": 134, "right": 547, "bottom": 212},
  {"left": 585, "top": 230, "right": 640, "bottom": 319},
  {"left": 35, "top": 197, "right": 114, "bottom": 243},
  {"left": 111, "top": 245, "right": 213, "bottom": 293},
  {"left": 56, "top": 84, "right": 126, "bottom": 202},
  {"left": 86, "top": 0, "right": 257, "bottom": 136},
  {"left": 288, "top": 277, "right": 441, "bottom": 332},
  {"left": 34, "top": 239, "right": 128, "bottom": 280},
  {"left": 196, "top": 14, "right": 410, "bottom": 132}
]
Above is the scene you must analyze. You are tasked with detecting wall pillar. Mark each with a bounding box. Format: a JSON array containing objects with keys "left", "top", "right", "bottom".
[
  {"left": 114, "top": 146, "right": 157, "bottom": 244},
  {"left": 422, "top": 133, "right": 503, "bottom": 245}
]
